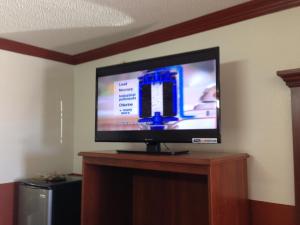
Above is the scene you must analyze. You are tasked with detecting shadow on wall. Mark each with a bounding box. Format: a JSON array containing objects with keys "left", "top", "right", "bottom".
[
  {"left": 219, "top": 61, "right": 249, "bottom": 148},
  {"left": 21, "top": 65, "right": 73, "bottom": 178}
]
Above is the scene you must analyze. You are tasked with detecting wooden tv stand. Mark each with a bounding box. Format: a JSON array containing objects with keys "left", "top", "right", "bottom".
[{"left": 79, "top": 151, "right": 249, "bottom": 225}]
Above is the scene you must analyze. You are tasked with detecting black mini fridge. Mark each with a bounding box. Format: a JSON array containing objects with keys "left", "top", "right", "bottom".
[{"left": 17, "top": 176, "right": 81, "bottom": 225}]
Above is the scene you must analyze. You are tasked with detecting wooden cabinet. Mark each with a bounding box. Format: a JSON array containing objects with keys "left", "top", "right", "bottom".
[{"left": 79, "top": 151, "right": 249, "bottom": 225}]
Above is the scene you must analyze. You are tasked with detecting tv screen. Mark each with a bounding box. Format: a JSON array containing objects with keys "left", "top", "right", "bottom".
[{"left": 95, "top": 47, "right": 220, "bottom": 144}]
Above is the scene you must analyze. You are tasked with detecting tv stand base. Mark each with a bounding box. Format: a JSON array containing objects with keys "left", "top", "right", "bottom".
[
  {"left": 117, "top": 142, "right": 189, "bottom": 155},
  {"left": 116, "top": 149, "right": 189, "bottom": 155},
  {"left": 79, "top": 151, "right": 249, "bottom": 225}
]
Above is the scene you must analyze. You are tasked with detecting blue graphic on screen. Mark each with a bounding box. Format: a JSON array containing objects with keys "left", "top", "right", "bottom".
[
  {"left": 97, "top": 60, "right": 218, "bottom": 131},
  {"left": 138, "top": 67, "right": 178, "bottom": 130}
]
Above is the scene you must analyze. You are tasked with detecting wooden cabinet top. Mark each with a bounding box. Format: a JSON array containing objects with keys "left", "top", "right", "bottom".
[{"left": 79, "top": 151, "right": 248, "bottom": 172}]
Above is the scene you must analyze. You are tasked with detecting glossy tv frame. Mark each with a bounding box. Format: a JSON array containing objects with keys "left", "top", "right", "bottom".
[{"left": 95, "top": 47, "right": 221, "bottom": 153}]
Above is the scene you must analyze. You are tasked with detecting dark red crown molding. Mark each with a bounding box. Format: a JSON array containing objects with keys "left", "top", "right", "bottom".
[
  {"left": 0, "top": 38, "right": 75, "bottom": 65},
  {"left": 277, "top": 69, "right": 300, "bottom": 87},
  {"left": 1, "top": 0, "right": 300, "bottom": 65},
  {"left": 73, "top": 0, "right": 300, "bottom": 64}
]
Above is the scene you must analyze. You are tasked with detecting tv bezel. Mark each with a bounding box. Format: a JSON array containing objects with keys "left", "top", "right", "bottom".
[{"left": 95, "top": 47, "right": 221, "bottom": 143}]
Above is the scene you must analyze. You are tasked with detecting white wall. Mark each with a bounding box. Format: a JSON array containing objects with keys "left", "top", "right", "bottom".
[
  {"left": 73, "top": 7, "right": 300, "bottom": 205},
  {"left": 0, "top": 50, "right": 74, "bottom": 183}
]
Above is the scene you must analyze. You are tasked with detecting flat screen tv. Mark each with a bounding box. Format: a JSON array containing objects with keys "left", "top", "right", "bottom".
[{"left": 95, "top": 47, "right": 220, "bottom": 154}]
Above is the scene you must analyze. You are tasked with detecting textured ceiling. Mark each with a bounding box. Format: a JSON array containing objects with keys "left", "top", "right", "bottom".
[{"left": 0, "top": 0, "right": 249, "bottom": 54}]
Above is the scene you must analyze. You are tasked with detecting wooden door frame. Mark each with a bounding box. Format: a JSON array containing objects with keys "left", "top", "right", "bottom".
[{"left": 278, "top": 68, "right": 300, "bottom": 225}]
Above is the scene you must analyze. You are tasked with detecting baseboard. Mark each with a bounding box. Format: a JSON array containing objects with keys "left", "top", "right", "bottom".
[
  {"left": 0, "top": 181, "right": 296, "bottom": 225},
  {"left": 250, "top": 200, "right": 295, "bottom": 225},
  {"left": 0, "top": 182, "right": 17, "bottom": 225}
]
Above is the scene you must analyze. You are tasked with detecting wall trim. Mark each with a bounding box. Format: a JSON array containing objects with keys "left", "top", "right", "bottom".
[
  {"left": 0, "top": 182, "right": 17, "bottom": 225},
  {"left": 250, "top": 200, "right": 295, "bottom": 225},
  {"left": 1, "top": 0, "right": 300, "bottom": 65},
  {"left": 73, "top": 0, "right": 300, "bottom": 64},
  {"left": 278, "top": 69, "right": 300, "bottom": 87},
  {"left": 0, "top": 181, "right": 295, "bottom": 225},
  {"left": 0, "top": 38, "right": 75, "bottom": 65}
]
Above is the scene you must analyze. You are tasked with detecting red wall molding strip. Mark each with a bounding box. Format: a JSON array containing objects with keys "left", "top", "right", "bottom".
[
  {"left": 73, "top": 0, "right": 300, "bottom": 64},
  {"left": 0, "top": 181, "right": 296, "bottom": 225},
  {"left": 0, "top": 38, "right": 75, "bottom": 65},
  {"left": 1, "top": 0, "right": 300, "bottom": 65},
  {"left": 70, "top": 170, "right": 297, "bottom": 225},
  {"left": 278, "top": 69, "right": 300, "bottom": 87},
  {"left": 0, "top": 182, "right": 17, "bottom": 225},
  {"left": 250, "top": 200, "right": 295, "bottom": 225}
]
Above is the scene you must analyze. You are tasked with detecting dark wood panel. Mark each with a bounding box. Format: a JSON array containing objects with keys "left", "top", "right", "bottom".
[
  {"left": 0, "top": 38, "right": 75, "bottom": 65},
  {"left": 250, "top": 200, "right": 296, "bottom": 225},
  {"left": 209, "top": 158, "right": 249, "bottom": 225},
  {"left": 0, "top": 182, "right": 17, "bottom": 225},
  {"left": 133, "top": 171, "right": 209, "bottom": 225},
  {"left": 277, "top": 68, "right": 300, "bottom": 225},
  {"left": 73, "top": 0, "right": 300, "bottom": 64},
  {"left": 291, "top": 87, "right": 300, "bottom": 225},
  {"left": 81, "top": 164, "right": 132, "bottom": 225}
]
